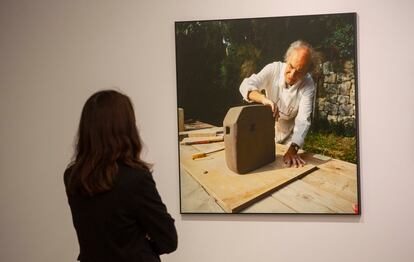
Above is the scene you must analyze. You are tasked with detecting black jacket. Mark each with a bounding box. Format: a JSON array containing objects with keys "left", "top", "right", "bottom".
[{"left": 64, "top": 163, "right": 177, "bottom": 262}]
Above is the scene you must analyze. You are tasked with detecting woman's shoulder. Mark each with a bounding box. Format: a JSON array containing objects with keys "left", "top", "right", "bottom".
[
  {"left": 116, "top": 163, "right": 158, "bottom": 200},
  {"left": 117, "top": 163, "right": 153, "bottom": 186}
]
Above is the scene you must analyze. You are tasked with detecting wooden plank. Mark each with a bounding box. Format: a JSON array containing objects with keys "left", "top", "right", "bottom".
[
  {"left": 301, "top": 168, "right": 358, "bottom": 203},
  {"left": 179, "top": 126, "right": 223, "bottom": 137},
  {"left": 243, "top": 195, "right": 296, "bottom": 213},
  {"left": 184, "top": 121, "right": 215, "bottom": 130},
  {"left": 180, "top": 136, "right": 223, "bottom": 145},
  {"left": 181, "top": 166, "right": 295, "bottom": 213},
  {"left": 180, "top": 167, "right": 224, "bottom": 213},
  {"left": 180, "top": 165, "right": 203, "bottom": 199},
  {"left": 272, "top": 180, "right": 355, "bottom": 213},
  {"left": 181, "top": 160, "right": 295, "bottom": 214},
  {"left": 179, "top": 126, "right": 358, "bottom": 214},
  {"left": 300, "top": 153, "right": 333, "bottom": 166},
  {"left": 192, "top": 142, "right": 225, "bottom": 153},
  {"left": 317, "top": 159, "right": 357, "bottom": 180},
  {"left": 180, "top": 143, "right": 317, "bottom": 213}
]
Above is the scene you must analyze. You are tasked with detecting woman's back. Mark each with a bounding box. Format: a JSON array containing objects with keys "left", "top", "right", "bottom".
[
  {"left": 65, "top": 163, "right": 177, "bottom": 262},
  {"left": 64, "top": 90, "right": 177, "bottom": 261}
]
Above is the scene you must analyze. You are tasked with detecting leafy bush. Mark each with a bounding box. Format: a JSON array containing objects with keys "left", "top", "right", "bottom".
[
  {"left": 304, "top": 131, "right": 357, "bottom": 163},
  {"left": 311, "top": 116, "right": 356, "bottom": 137},
  {"left": 323, "top": 22, "right": 355, "bottom": 64}
]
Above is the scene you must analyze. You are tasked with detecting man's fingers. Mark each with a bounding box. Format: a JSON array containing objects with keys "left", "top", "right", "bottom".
[
  {"left": 290, "top": 158, "right": 296, "bottom": 168},
  {"left": 285, "top": 156, "right": 305, "bottom": 168},
  {"left": 284, "top": 155, "right": 306, "bottom": 168},
  {"left": 287, "top": 157, "right": 298, "bottom": 168},
  {"left": 267, "top": 101, "right": 276, "bottom": 116},
  {"left": 292, "top": 157, "right": 299, "bottom": 168},
  {"left": 262, "top": 99, "right": 276, "bottom": 115},
  {"left": 297, "top": 156, "right": 306, "bottom": 166},
  {"left": 284, "top": 159, "right": 291, "bottom": 167}
]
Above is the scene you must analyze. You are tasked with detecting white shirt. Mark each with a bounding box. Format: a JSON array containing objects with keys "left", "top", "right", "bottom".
[{"left": 239, "top": 62, "right": 315, "bottom": 147}]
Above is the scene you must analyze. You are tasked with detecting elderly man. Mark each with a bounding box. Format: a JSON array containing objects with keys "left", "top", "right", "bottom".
[{"left": 239, "top": 40, "right": 316, "bottom": 168}]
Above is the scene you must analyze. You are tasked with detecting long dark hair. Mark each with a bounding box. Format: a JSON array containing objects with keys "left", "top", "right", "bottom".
[{"left": 66, "top": 90, "right": 150, "bottom": 196}]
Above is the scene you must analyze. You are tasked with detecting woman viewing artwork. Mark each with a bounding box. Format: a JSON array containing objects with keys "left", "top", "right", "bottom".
[{"left": 64, "top": 90, "right": 177, "bottom": 262}]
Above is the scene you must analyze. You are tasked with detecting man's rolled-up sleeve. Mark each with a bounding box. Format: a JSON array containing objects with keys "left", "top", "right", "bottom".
[
  {"left": 239, "top": 63, "right": 275, "bottom": 102},
  {"left": 291, "top": 78, "right": 316, "bottom": 148}
]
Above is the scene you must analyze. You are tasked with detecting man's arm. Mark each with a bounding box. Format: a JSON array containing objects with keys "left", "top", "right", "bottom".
[
  {"left": 239, "top": 62, "right": 279, "bottom": 117},
  {"left": 283, "top": 77, "right": 316, "bottom": 167},
  {"left": 247, "top": 90, "right": 278, "bottom": 118}
]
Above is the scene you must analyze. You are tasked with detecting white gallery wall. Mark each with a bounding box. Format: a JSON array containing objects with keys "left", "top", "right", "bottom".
[{"left": 1, "top": 0, "right": 413, "bottom": 261}]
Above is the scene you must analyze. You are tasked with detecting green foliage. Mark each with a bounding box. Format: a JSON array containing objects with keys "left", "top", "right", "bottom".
[
  {"left": 220, "top": 43, "right": 261, "bottom": 86},
  {"left": 311, "top": 117, "right": 356, "bottom": 137},
  {"left": 175, "top": 21, "right": 227, "bottom": 125},
  {"left": 304, "top": 116, "right": 357, "bottom": 163},
  {"left": 303, "top": 131, "right": 357, "bottom": 163},
  {"left": 324, "top": 23, "right": 354, "bottom": 60}
]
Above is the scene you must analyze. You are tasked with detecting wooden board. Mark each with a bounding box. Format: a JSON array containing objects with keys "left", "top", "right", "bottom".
[
  {"left": 317, "top": 159, "right": 357, "bottom": 180},
  {"left": 272, "top": 179, "right": 355, "bottom": 213},
  {"left": 180, "top": 167, "right": 298, "bottom": 213},
  {"left": 243, "top": 194, "right": 296, "bottom": 213},
  {"left": 180, "top": 126, "right": 223, "bottom": 137},
  {"left": 180, "top": 136, "right": 223, "bottom": 145},
  {"left": 179, "top": 147, "right": 358, "bottom": 213},
  {"left": 301, "top": 168, "right": 358, "bottom": 203},
  {"left": 180, "top": 167, "right": 224, "bottom": 213},
  {"left": 184, "top": 121, "right": 215, "bottom": 131},
  {"left": 179, "top": 126, "right": 359, "bottom": 214},
  {"left": 180, "top": 142, "right": 317, "bottom": 213}
]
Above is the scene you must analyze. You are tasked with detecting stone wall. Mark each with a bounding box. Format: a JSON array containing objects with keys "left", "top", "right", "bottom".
[{"left": 316, "top": 60, "right": 356, "bottom": 125}]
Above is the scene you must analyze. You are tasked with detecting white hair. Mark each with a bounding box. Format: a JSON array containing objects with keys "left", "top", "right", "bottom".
[{"left": 284, "top": 40, "right": 317, "bottom": 73}]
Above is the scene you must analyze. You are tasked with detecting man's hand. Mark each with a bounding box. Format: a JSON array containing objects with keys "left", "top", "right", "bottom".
[
  {"left": 247, "top": 90, "right": 279, "bottom": 119},
  {"left": 261, "top": 97, "right": 279, "bottom": 120},
  {"left": 283, "top": 144, "right": 306, "bottom": 168}
]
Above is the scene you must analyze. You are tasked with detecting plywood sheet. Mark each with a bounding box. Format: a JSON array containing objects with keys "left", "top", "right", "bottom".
[
  {"left": 301, "top": 168, "right": 358, "bottom": 203},
  {"left": 180, "top": 168, "right": 224, "bottom": 213},
  {"left": 317, "top": 159, "right": 357, "bottom": 180},
  {"left": 272, "top": 180, "right": 355, "bottom": 213},
  {"left": 180, "top": 142, "right": 317, "bottom": 213},
  {"left": 243, "top": 195, "right": 296, "bottom": 213}
]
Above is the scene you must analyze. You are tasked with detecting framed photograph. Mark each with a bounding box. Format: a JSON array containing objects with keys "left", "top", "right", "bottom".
[{"left": 175, "top": 13, "right": 360, "bottom": 214}]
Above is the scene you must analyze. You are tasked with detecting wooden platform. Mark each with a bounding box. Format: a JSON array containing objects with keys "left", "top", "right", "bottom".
[
  {"left": 179, "top": 127, "right": 359, "bottom": 214},
  {"left": 180, "top": 142, "right": 317, "bottom": 213}
]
